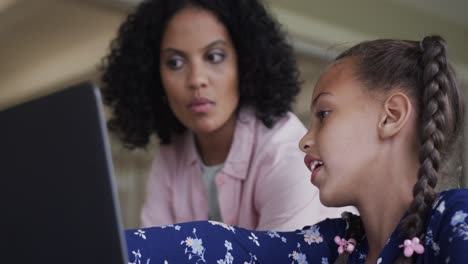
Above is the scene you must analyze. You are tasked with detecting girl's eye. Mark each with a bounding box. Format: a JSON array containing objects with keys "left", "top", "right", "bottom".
[
  {"left": 166, "top": 56, "right": 184, "bottom": 70},
  {"left": 206, "top": 51, "right": 225, "bottom": 64},
  {"left": 316, "top": 111, "right": 330, "bottom": 122}
]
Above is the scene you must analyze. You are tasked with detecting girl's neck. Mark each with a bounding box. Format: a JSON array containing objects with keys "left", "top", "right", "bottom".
[
  {"left": 358, "top": 154, "right": 418, "bottom": 264},
  {"left": 194, "top": 115, "right": 236, "bottom": 166},
  {"left": 360, "top": 197, "right": 411, "bottom": 264}
]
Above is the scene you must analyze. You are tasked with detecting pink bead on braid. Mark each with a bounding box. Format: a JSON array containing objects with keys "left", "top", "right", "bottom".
[
  {"left": 398, "top": 237, "right": 425, "bottom": 257},
  {"left": 334, "top": 236, "right": 357, "bottom": 254}
]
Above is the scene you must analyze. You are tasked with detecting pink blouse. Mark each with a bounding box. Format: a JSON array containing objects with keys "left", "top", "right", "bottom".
[{"left": 141, "top": 110, "right": 352, "bottom": 231}]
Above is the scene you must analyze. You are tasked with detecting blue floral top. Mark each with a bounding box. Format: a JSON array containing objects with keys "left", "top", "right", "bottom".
[{"left": 125, "top": 189, "right": 468, "bottom": 263}]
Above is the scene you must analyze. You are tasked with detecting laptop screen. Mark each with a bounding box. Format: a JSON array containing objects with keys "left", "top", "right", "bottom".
[{"left": 0, "top": 82, "right": 128, "bottom": 263}]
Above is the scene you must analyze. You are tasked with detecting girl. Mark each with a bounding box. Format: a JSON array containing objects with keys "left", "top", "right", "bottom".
[
  {"left": 124, "top": 35, "right": 468, "bottom": 264},
  {"left": 101, "top": 0, "right": 345, "bottom": 231}
]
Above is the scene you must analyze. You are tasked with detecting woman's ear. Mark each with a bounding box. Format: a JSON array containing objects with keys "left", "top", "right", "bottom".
[{"left": 378, "top": 92, "right": 413, "bottom": 139}]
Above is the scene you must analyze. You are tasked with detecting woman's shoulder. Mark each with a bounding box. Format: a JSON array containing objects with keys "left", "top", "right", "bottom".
[
  {"left": 155, "top": 131, "right": 195, "bottom": 163},
  {"left": 237, "top": 111, "right": 307, "bottom": 166},
  {"left": 239, "top": 110, "right": 306, "bottom": 143}
]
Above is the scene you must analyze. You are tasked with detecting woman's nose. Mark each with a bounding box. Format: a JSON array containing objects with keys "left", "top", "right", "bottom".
[{"left": 188, "top": 62, "right": 208, "bottom": 90}]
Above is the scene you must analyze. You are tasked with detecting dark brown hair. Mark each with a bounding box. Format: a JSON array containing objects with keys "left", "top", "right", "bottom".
[
  {"left": 333, "top": 36, "right": 464, "bottom": 263},
  {"left": 100, "top": 0, "right": 300, "bottom": 147}
]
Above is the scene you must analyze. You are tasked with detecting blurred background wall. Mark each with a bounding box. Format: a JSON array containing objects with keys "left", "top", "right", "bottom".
[{"left": 1, "top": 0, "right": 467, "bottom": 229}]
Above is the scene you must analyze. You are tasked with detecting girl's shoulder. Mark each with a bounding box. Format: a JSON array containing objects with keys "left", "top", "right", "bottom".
[
  {"left": 424, "top": 189, "right": 468, "bottom": 261},
  {"left": 433, "top": 188, "right": 468, "bottom": 210},
  {"left": 430, "top": 188, "right": 468, "bottom": 223},
  {"left": 427, "top": 188, "right": 468, "bottom": 235}
]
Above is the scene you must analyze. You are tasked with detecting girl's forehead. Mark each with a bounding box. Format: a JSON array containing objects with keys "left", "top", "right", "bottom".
[
  {"left": 313, "top": 60, "right": 357, "bottom": 97},
  {"left": 311, "top": 60, "right": 380, "bottom": 109}
]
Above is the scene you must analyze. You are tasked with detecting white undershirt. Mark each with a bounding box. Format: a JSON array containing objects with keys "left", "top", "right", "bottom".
[{"left": 199, "top": 160, "right": 224, "bottom": 222}]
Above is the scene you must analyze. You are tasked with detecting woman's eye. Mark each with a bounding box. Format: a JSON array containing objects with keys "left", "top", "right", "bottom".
[
  {"left": 206, "top": 52, "right": 225, "bottom": 64},
  {"left": 317, "top": 111, "right": 330, "bottom": 122},
  {"left": 166, "top": 57, "right": 184, "bottom": 69}
]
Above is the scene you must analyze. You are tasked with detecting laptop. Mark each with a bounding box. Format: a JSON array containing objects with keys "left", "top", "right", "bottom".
[{"left": 0, "top": 82, "right": 128, "bottom": 263}]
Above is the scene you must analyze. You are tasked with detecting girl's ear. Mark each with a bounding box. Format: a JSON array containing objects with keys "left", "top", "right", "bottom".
[{"left": 378, "top": 92, "right": 413, "bottom": 139}]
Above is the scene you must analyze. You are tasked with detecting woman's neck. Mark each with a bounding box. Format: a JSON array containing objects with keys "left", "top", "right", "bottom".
[
  {"left": 358, "top": 154, "right": 418, "bottom": 264},
  {"left": 194, "top": 116, "right": 236, "bottom": 166}
]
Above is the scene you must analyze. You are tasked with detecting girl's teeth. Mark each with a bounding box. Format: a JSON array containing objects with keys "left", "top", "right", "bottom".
[
  {"left": 310, "top": 160, "right": 323, "bottom": 171},
  {"left": 310, "top": 161, "right": 318, "bottom": 171}
]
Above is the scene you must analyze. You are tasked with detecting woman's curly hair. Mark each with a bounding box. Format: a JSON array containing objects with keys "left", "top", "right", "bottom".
[{"left": 101, "top": 0, "right": 301, "bottom": 148}]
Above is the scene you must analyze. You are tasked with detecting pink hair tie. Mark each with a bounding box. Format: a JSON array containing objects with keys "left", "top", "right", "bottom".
[
  {"left": 334, "top": 236, "right": 356, "bottom": 254},
  {"left": 399, "top": 237, "right": 425, "bottom": 257}
]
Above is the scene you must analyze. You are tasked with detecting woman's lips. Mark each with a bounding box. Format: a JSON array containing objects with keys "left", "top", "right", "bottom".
[{"left": 188, "top": 98, "right": 215, "bottom": 113}]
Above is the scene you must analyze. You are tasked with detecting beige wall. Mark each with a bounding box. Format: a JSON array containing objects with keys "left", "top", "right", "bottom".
[{"left": 0, "top": 0, "right": 125, "bottom": 109}]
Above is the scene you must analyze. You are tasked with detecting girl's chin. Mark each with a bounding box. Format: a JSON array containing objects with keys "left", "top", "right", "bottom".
[
  {"left": 319, "top": 197, "right": 335, "bottom": 208},
  {"left": 319, "top": 190, "right": 347, "bottom": 208}
]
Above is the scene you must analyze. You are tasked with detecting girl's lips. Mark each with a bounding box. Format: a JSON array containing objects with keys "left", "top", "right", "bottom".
[
  {"left": 304, "top": 155, "right": 321, "bottom": 172},
  {"left": 188, "top": 98, "right": 215, "bottom": 113},
  {"left": 311, "top": 165, "right": 322, "bottom": 184},
  {"left": 304, "top": 155, "right": 323, "bottom": 184}
]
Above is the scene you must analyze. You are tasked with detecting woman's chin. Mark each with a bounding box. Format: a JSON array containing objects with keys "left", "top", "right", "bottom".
[{"left": 189, "top": 121, "right": 219, "bottom": 135}]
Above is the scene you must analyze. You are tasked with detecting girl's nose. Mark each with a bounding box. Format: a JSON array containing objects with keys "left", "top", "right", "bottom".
[{"left": 299, "top": 131, "right": 315, "bottom": 153}]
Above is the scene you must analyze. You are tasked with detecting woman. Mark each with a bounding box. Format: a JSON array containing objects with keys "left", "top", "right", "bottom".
[{"left": 101, "top": 0, "right": 345, "bottom": 231}]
